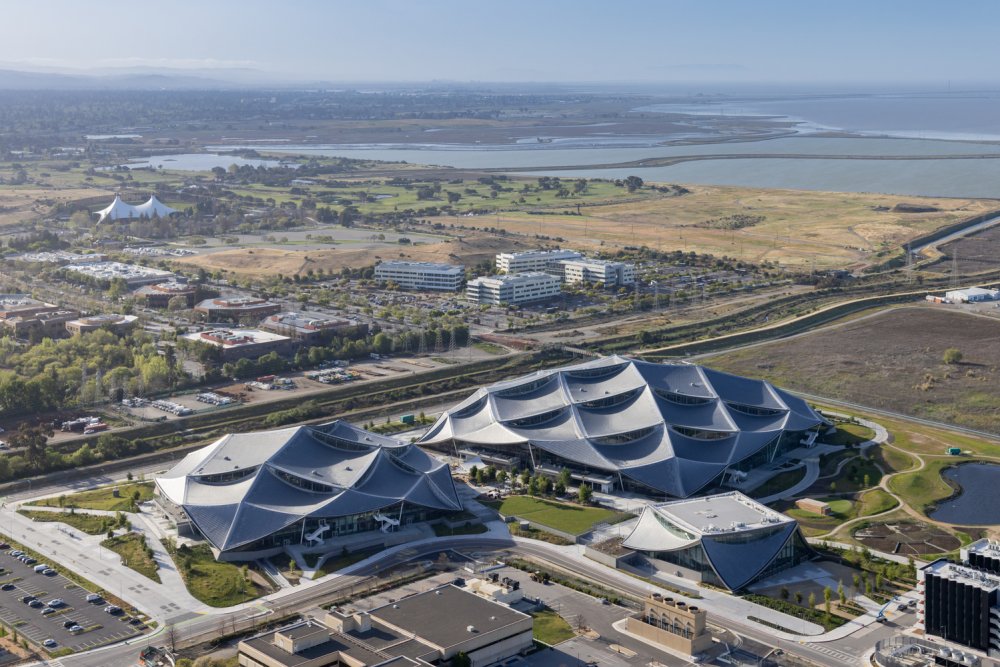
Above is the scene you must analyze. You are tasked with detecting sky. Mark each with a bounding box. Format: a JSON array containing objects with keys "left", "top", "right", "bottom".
[{"left": 1, "top": 0, "right": 999, "bottom": 85}]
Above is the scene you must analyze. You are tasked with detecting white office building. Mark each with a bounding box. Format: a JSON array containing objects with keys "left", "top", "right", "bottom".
[
  {"left": 374, "top": 261, "right": 464, "bottom": 291},
  {"left": 558, "top": 257, "right": 636, "bottom": 286},
  {"left": 466, "top": 272, "right": 561, "bottom": 306},
  {"left": 496, "top": 249, "right": 582, "bottom": 274}
]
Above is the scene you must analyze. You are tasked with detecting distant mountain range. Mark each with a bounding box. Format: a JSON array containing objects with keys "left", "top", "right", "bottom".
[{"left": 0, "top": 66, "right": 308, "bottom": 90}]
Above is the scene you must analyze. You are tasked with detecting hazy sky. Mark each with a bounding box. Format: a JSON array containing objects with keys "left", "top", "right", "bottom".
[{"left": 2, "top": 0, "right": 999, "bottom": 84}]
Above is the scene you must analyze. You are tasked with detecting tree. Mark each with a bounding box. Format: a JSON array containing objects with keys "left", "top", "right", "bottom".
[
  {"left": 838, "top": 581, "right": 846, "bottom": 605},
  {"left": 824, "top": 586, "right": 832, "bottom": 615},
  {"left": 829, "top": 481, "right": 837, "bottom": 493},
  {"left": 808, "top": 592, "right": 816, "bottom": 609},
  {"left": 780, "top": 586, "right": 789, "bottom": 600},
  {"left": 794, "top": 591, "right": 803, "bottom": 605},
  {"left": 469, "top": 465, "right": 478, "bottom": 483},
  {"left": 577, "top": 484, "right": 593, "bottom": 504},
  {"left": 452, "top": 652, "right": 471, "bottom": 667},
  {"left": 863, "top": 473, "right": 871, "bottom": 488},
  {"left": 624, "top": 175, "right": 644, "bottom": 192},
  {"left": 558, "top": 467, "right": 572, "bottom": 489},
  {"left": 852, "top": 573, "right": 861, "bottom": 595},
  {"left": 943, "top": 347, "right": 963, "bottom": 364}
]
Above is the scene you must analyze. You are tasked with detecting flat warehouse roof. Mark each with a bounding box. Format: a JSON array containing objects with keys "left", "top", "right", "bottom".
[{"left": 372, "top": 584, "right": 529, "bottom": 649}]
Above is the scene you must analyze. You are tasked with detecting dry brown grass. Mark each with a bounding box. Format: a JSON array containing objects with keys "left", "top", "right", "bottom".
[
  {"left": 173, "top": 234, "right": 532, "bottom": 277},
  {"left": 437, "top": 185, "right": 996, "bottom": 270},
  {"left": 0, "top": 186, "right": 107, "bottom": 226}
]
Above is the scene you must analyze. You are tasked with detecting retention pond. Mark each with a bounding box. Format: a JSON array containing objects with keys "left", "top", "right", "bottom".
[{"left": 928, "top": 462, "right": 1000, "bottom": 525}]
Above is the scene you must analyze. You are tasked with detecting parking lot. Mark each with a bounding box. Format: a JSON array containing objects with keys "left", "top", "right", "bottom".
[{"left": 0, "top": 546, "right": 143, "bottom": 654}]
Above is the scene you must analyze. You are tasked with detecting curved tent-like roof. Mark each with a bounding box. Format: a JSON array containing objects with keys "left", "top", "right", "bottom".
[
  {"left": 419, "top": 355, "right": 826, "bottom": 497},
  {"left": 622, "top": 491, "right": 805, "bottom": 590},
  {"left": 133, "top": 195, "right": 177, "bottom": 218},
  {"left": 156, "top": 420, "right": 462, "bottom": 553},
  {"left": 96, "top": 193, "right": 178, "bottom": 222}
]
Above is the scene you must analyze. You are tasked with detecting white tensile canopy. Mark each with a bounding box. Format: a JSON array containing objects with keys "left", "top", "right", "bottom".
[
  {"left": 133, "top": 195, "right": 177, "bottom": 219},
  {"left": 96, "top": 194, "right": 178, "bottom": 222}
]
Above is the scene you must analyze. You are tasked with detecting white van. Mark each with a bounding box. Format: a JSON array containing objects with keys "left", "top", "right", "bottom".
[{"left": 33, "top": 564, "right": 48, "bottom": 573}]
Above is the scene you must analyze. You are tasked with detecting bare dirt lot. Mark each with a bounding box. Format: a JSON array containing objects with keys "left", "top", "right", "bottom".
[
  {"left": 931, "top": 223, "right": 1000, "bottom": 274},
  {"left": 852, "top": 521, "right": 960, "bottom": 556},
  {"left": 702, "top": 305, "right": 1000, "bottom": 432},
  {"left": 173, "top": 234, "right": 534, "bottom": 277}
]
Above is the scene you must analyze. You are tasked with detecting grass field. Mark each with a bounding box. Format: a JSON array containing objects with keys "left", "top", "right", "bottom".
[
  {"left": 170, "top": 543, "right": 259, "bottom": 607},
  {"left": 887, "top": 459, "right": 958, "bottom": 514},
  {"left": 782, "top": 489, "right": 898, "bottom": 537},
  {"left": 750, "top": 467, "right": 806, "bottom": 499},
  {"left": 100, "top": 533, "right": 160, "bottom": 583},
  {"left": 530, "top": 608, "right": 575, "bottom": 645},
  {"left": 34, "top": 482, "right": 156, "bottom": 512},
  {"left": 488, "top": 496, "right": 625, "bottom": 535},
  {"left": 18, "top": 509, "right": 113, "bottom": 535},
  {"left": 436, "top": 185, "right": 996, "bottom": 270},
  {"left": 823, "top": 423, "right": 875, "bottom": 446},
  {"left": 704, "top": 306, "right": 1000, "bottom": 432}
]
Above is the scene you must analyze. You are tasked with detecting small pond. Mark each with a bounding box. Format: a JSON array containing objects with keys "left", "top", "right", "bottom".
[{"left": 928, "top": 462, "right": 1000, "bottom": 525}]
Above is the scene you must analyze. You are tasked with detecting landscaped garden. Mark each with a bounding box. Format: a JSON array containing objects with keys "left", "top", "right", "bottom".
[
  {"left": 486, "top": 495, "right": 629, "bottom": 536},
  {"left": 101, "top": 532, "right": 160, "bottom": 583},
  {"left": 34, "top": 482, "right": 155, "bottom": 512}
]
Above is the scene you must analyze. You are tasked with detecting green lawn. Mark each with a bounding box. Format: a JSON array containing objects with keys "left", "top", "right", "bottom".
[
  {"left": 101, "top": 533, "right": 160, "bottom": 583},
  {"left": 822, "top": 423, "right": 876, "bottom": 446},
  {"left": 34, "top": 482, "right": 156, "bottom": 512},
  {"left": 750, "top": 467, "right": 806, "bottom": 500},
  {"left": 489, "top": 496, "right": 625, "bottom": 535},
  {"left": 433, "top": 522, "right": 488, "bottom": 537},
  {"left": 888, "top": 459, "right": 960, "bottom": 514},
  {"left": 170, "top": 544, "right": 259, "bottom": 607},
  {"left": 530, "top": 608, "right": 575, "bottom": 645},
  {"left": 18, "top": 509, "right": 113, "bottom": 535},
  {"left": 857, "top": 488, "right": 899, "bottom": 516}
]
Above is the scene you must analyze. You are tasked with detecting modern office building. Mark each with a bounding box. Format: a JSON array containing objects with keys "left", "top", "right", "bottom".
[
  {"left": 240, "top": 584, "right": 532, "bottom": 667},
  {"left": 374, "top": 261, "right": 465, "bottom": 291},
  {"left": 180, "top": 328, "right": 292, "bottom": 362},
  {"left": 557, "top": 257, "right": 636, "bottom": 287},
  {"left": 622, "top": 491, "right": 810, "bottom": 591},
  {"left": 495, "top": 249, "right": 583, "bottom": 274},
  {"left": 1, "top": 309, "right": 79, "bottom": 340},
  {"left": 0, "top": 295, "right": 59, "bottom": 320},
  {"left": 65, "top": 314, "right": 138, "bottom": 336},
  {"left": 134, "top": 281, "right": 198, "bottom": 308},
  {"left": 63, "top": 261, "right": 176, "bottom": 287},
  {"left": 194, "top": 296, "right": 282, "bottom": 321},
  {"left": 919, "top": 539, "right": 1000, "bottom": 656},
  {"left": 155, "top": 420, "right": 462, "bottom": 560},
  {"left": 260, "top": 311, "right": 368, "bottom": 344},
  {"left": 419, "top": 355, "right": 825, "bottom": 498},
  {"left": 465, "top": 272, "right": 561, "bottom": 306}
]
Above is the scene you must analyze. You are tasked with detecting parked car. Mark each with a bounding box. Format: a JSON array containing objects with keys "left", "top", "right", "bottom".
[
  {"left": 68, "top": 625, "right": 83, "bottom": 634},
  {"left": 104, "top": 605, "right": 122, "bottom": 615},
  {"left": 47, "top": 598, "right": 64, "bottom": 607},
  {"left": 42, "top": 568, "right": 55, "bottom": 576},
  {"left": 85, "top": 593, "right": 103, "bottom": 603},
  {"left": 28, "top": 600, "right": 43, "bottom": 608},
  {"left": 62, "top": 620, "right": 76, "bottom": 629},
  {"left": 20, "top": 595, "right": 35, "bottom": 604},
  {"left": 1, "top": 584, "right": 15, "bottom": 591},
  {"left": 40, "top": 607, "right": 56, "bottom": 615},
  {"left": 42, "top": 639, "right": 56, "bottom": 648}
]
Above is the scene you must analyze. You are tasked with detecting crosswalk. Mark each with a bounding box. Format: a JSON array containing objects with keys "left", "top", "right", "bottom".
[{"left": 802, "top": 641, "right": 860, "bottom": 665}]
